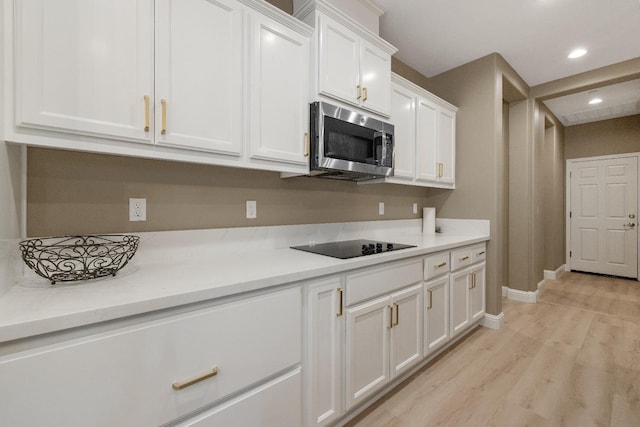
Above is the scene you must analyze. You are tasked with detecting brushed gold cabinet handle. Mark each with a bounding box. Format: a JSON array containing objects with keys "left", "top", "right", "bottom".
[
  {"left": 172, "top": 367, "right": 218, "bottom": 391},
  {"left": 363, "top": 87, "right": 368, "bottom": 102},
  {"left": 388, "top": 305, "right": 394, "bottom": 329},
  {"left": 304, "top": 133, "right": 310, "bottom": 157},
  {"left": 427, "top": 289, "right": 433, "bottom": 310},
  {"left": 469, "top": 272, "right": 474, "bottom": 289},
  {"left": 337, "top": 287, "right": 343, "bottom": 317},
  {"left": 161, "top": 99, "right": 167, "bottom": 135},
  {"left": 357, "top": 85, "right": 362, "bottom": 100},
  {"left": 435, "top": 262, "right": 447, "bottom": 268},
  {"left": 393, "top": 302, "right": 399, "bottom": 326},
  {"left": 460, "top": 256, "right": 470, "bottom": 261},
  {"left": 143, "top": 95, "right": 150, "bottom": 132},
  {"left": 438, "top": 162, "right": 444, "bottom": 178}
]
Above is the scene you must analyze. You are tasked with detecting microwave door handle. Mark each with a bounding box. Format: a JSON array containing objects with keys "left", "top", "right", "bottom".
[{"left": 374, "top": 132, "right": 384, "bottom": 166}]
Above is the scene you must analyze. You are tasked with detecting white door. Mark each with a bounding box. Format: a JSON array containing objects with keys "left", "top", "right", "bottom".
[
  {"left": 389, "top": 284, "right": 422, "bottom": 378},
  {"left": 155, "top": 0, "right": 243, "bottom": 155},
  {"left": 249, "top": 13, "right": 309, "bottom": 167},
  {"left": 306, "top": 278, "right": 344, "bottom": 427},
  {"left": 390, "top": 83, "right": 416, "bottom": 180},
  {"left": 318, "top": 15, "right": 359, "bottom": 107},
  {"left": 424, "top": 275, "right": 450, "bottom": 356},
  {"left": 359, "top": 41, "right": 392, "bottom": 116},
  {"left": 345, "top": 295, "right": 390, "bottom": 410},
  {"left": 16, "top": 0, "right": 154, "bottom": 143},
  {"left": 415, "top": 97, "right": 438, "bottom": 182},
  {"left": 569, "top": 156, "right": 638, "bottom": 278}
]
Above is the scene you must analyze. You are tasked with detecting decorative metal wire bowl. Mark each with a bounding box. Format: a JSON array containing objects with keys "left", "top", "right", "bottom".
[{"left": 19, "top": 234, "right": 140, "bottom": 285}]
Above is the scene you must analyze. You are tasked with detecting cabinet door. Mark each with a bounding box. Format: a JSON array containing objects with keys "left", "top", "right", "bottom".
[
  {"left": 415, "top": 97, "right": 438, "bottom": 182},
  {"left": 450, "top": 267, "right": 471, "bottom": 337},
  {"left": 306, "top": 277, "right": 344, "bottom": 427},
  {"left": 156, "top": 0, "right": 243, "bottom": 155},
  {"left": 249, "top": 13, "right": 309, "bottom": 167},
  {"left": 16, "top": 0, "right": 153, "bottom": 143},
  {"left": 389, "top": 284, "right": 423, "bottom": 378},
  {"left": 389, "top": 83, "right": 416, "bottom": 180},
  {"left": 359, "top": 41, "right": 392, "bottom": 116},
  {"left": 318, "top": 15, "right": 360, "bottom": 107},
  {"left": 437, "top": 108, "right": 456, "bottom": 184},
  {"left": 424, "top": 275, "right": 450, "bottom": 356},
  {"left": 470, "top": 263, "right": 486, "bottom": 323},
  {"left": 345, "top": 295, "right": 390, "bottom": 410}
]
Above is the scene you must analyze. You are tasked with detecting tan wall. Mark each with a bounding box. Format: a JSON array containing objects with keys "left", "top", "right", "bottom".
[
  {"left": 565, "top": 115, "right": 640, "bottom": 160},
  {"left": 542, "top": 115, "right": 565, "bottom": 271},
  {"left": 426, "top": 54, "right": 502, "bottom": 315},
  {"left": 266, "top": 0, "right": 293, "bottom": 14},
  {"left": 391, "top": 57, "right": 431, "bottom": 92},
  {"left": 26, "top": 148, "right": 431, "bottom": 236}
]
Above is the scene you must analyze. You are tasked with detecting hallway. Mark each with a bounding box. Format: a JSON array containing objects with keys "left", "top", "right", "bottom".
[{"left": 347, "top": 272, "right": 640, "bottom": 426}]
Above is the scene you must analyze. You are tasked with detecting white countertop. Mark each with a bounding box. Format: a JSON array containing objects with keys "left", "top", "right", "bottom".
[{"left": 0, "top": 219, "right": 489, "bottom": 343}]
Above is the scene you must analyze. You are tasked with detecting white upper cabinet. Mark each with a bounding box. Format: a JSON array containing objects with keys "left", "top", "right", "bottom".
[
  {"left": 155, "top": 0, "right": 243, "bottom": 156},
  {"left": 385, "top": 74, "right": 458, "bottom": 189},
  {"left": 15, "top": 0, "right": 154, "bottom": 143},
  {"left": 249, "top": 12, "right": 309, "bottom": 167},
  {"left": 389, "top": 83, "right": 416, "bottom": 179},
  {"left": 318, "top": 16, "right": 360, "bottom": 106},
  {"left": 9, "top": 0, "right": 311, "bottom": 174},
  {"left": 298, "top": 1, "right": 397, "bottom": 117}
]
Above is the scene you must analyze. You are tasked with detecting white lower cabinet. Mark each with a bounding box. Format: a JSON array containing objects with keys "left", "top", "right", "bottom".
[
  {"left": 450, "top": 245, "right": 486, "bottom": 338},
  {"left": 0, "top": 287, "right": 302, "bottom": 427},
  {"left": 424, "top": 275, "right": 450, "bottom": 356},
  {"left": 345, "top": 283, "right": 422, "bottom": 410},
  {"left": 175, "top": 368, "right": 302, "bottom": 427},
  {"left": 305, "top": 276, "right": 344, "bottom": 427}
]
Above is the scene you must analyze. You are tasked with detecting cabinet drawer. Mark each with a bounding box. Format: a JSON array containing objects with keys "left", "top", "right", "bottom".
[
  {"left": 346, "top": 258, "right": 423, "bottom": 306},
  {"left": 0, "top": 287, "right": 302, "bottom": 427},
  {"left": 177, "top": 368, "right": 302, "bottom": 427},
  {"left": 450, "top": 246, "right": 474, "bottom": 271},
  {"left": 472, "top": 245, "right": 487, "bottom": 263},
  {"left": 424, "top": 251, "right": 450, "bottom": 280}
]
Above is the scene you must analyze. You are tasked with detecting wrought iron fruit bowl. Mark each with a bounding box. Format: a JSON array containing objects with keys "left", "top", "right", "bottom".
[{"left": 19, "top": 234, "right": 140, "bottom": 285}]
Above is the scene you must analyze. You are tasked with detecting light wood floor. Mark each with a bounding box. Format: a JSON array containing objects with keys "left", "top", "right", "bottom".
[{"left": 346, "top": 272, "right": 640, "bottom": 427}]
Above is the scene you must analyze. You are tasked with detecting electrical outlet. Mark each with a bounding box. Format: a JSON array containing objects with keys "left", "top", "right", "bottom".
[
  {"left": 246, "top": 200, "right": 257, "bottom": 219},
  {"left": 379, "top": 202, "right": 384, "bottom": 215},
  {"left": 413, "top": 202, "right": 418, "bottom": 214},
  {"left": 129, "top": 198, "right": 147, "bottom": 221}
]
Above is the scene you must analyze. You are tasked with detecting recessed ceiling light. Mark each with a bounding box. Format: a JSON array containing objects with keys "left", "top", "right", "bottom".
[
  {"left": 568, "top": 48, "right": 587, "bottom": 59},
  {"left": 589, "top": 98, "right": 603, "bottom": 105}
]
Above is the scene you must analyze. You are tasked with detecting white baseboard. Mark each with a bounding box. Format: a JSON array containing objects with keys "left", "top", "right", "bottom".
[
  {"left": 481, "top": 312, "right": 504, "bottom": 330},
  {"left": 502, "top": 286, "right": 538, "bottom": 303},
  {"left": 543, "top": 264, "right": 567, "bottom": 280}
]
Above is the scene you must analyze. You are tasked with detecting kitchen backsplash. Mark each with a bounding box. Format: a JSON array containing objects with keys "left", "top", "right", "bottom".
[{"left": 27, "top": 148, "right": 434, "bottom": 237}]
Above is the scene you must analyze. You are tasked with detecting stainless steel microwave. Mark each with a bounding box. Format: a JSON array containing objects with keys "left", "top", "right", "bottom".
[{"left": 309, "top": 101, "right": 394, "bottom": 181}]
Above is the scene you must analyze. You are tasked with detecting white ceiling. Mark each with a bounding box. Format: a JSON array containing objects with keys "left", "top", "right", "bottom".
[
  {"left": 374, "top": 0, "right": 640, "bottom": 126},
  {"left": 376, "top": 0, "right": 640, "bottom": 87}
]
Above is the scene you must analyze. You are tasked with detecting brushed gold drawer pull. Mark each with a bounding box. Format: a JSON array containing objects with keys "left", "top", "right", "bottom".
[
  {"left": 393, "top": 302, "right": 399, "bottom": 326},
  {"left": 143, "top": 95, "right": 150, "bottom": 132},
  {"left": 173, "top": 367, "right": 218, "bottom": 390},
  {"left": 427, "top": 289, "right": 433, "bottom": 309},
  {"left": 161, "top": 98, "right": 167, "bottom": 135},
  {"left": 388, "top": 305, "right": 393, "bottom": 329},
  {"left": 337, "top": 287, "right": 343, "bottom": 317},
  {"left": 357, "top": 85, "right": 362, "bottom": 100},
  {"left": 460, "top": 256, "right": 470, "bottom": 261},
  {"left": 477, "top": 251, "right": 485, "bottom": 256},
  {"left": 435, "top": 262, "right": 447, "bottom": 268},
  {"left": 304, "top": 133, "right": 310, "bottom": 157},
  {"left": 363, "top": 87, "right": 368, "bottom": 101}
]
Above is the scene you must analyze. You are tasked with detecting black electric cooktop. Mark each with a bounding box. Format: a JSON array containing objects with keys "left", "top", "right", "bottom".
[{"left": 291, "top": 239, "right": 416, "bottom": 259}]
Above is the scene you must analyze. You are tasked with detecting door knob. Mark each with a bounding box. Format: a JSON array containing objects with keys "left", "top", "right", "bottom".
[{"left": 624, "top": 223, "right": 636, "bottom": 228}]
